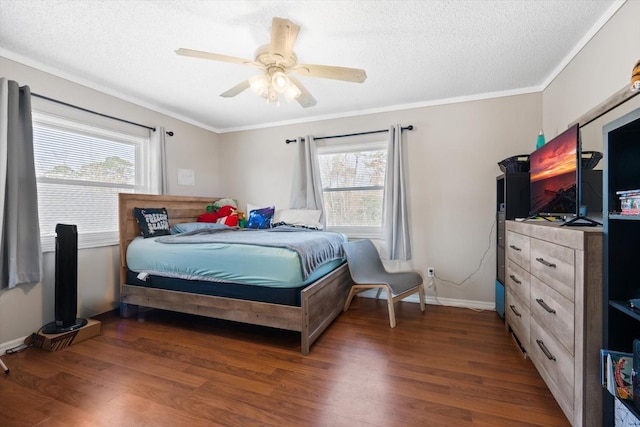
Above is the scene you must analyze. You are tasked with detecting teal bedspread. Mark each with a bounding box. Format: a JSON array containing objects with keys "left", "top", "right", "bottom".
[{"left": 155, "top": 226, "right": 345, "bottom": 281}]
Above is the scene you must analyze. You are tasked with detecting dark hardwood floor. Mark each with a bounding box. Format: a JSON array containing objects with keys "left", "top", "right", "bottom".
[{"left": 0, "top": 298, "right": 570, "bottom": 426}]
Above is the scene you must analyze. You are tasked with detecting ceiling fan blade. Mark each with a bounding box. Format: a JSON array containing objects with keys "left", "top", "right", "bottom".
[
  {"left": 292, "top": 63, "right": 367, "bottom": 83},
  {"left": 175, "top": 48, "right": 263, "bottom": 69},
  {"left": 269, "top": 17, "right": 300, "bottom": 62},
  {"left": 288, "top": 76, "right": 317, "bottom": 108},
  {"left": 220, "top": 80, "right": 251, "bottom": 98}
]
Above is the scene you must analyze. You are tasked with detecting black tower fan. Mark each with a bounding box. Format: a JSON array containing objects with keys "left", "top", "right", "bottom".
[{"left": 42, "top": 224, "right": 87, "bottom": 334}]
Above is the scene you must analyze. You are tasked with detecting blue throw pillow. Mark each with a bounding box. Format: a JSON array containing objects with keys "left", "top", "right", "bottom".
[
  {"left": 247, "top": 206, "right": 275, "bottom": 229},
  {"left": 134, "top": 207, "right": 170, "bottom": 238}
]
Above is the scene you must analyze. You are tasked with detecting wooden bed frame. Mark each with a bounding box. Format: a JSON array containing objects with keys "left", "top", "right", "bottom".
[{"left": 118, "top": 193, "right": 353, "bottom": 355}]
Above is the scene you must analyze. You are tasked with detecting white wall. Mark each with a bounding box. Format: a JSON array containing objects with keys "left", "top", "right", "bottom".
[
  {"left": 218, "top": 94, "right": 542, "bottom": 307},
  {"left": 0, "top": 57, "right": 220, "bottom": 347},
  {"left": 543, "top": 0, "right": 640, "bottom": 143}
]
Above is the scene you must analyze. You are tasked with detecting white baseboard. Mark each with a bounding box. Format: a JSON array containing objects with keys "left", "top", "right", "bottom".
[
  {"left": 357, "top": 289, "right": 495, "bottom": 311},
  {"left": 0, "top": 336, "right": 28, "bottom": 355}
]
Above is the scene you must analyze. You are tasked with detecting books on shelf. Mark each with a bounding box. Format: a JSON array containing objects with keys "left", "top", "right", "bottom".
[
  {"left": 617, "top": 189, "right": 640, "bottom": 216},
  {"left": 601, "top": 349, "right": 634, "bottom": 400},
  {"left": 616, "top": 189, "right": 640, "bottom": 196}
]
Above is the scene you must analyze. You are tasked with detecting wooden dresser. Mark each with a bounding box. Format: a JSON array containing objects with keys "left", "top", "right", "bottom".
[{"left": 505, "top": 220, "right": 602, "bottom": 427}]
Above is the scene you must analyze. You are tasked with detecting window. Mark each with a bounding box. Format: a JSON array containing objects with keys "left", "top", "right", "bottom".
[
  {"left": 316, "top": 138, "right": 388, "bottom": 238},
  {"left": 32, "top": 112, "right": 150, "bottom": 251}
]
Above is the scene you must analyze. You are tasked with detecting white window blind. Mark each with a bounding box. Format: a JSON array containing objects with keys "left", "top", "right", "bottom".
[
  {"left": 32, "top": 112, "right": 149, "bottom": 251},
  {"left": 316, "top": 139, "right": 388, "bottom": 238}
]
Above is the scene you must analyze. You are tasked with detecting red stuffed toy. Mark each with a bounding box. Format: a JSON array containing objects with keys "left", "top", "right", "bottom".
[
  {"left": 215, "top": 205, "right": 238, "bottom": 226},
  {"left": 198, "top": 205, "right": 239, "bottom": 226},
  {"left": 197, "top": 212, "right": 217, "bottom": 223}
]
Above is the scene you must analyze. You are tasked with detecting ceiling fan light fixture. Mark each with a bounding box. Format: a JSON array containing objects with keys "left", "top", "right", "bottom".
[
  {"left": 271, "top": 71, "right": 290, "bottom": 93},
  {"left": 284, "top": 81, "right": 302, "bottom": 102},
  {"left": 249, "top": 74, "right": 270, "bottom": 97}
]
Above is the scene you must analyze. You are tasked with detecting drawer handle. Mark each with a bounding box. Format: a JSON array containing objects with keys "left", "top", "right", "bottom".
[
  {"left": 509, "top": 274, "right": 521, "bottom": 285},
  {"left": 536, "top": 339, "right": 556, "bottom": 361},
  {"left": 509, "top": 245, "right": 522, "bottom": 252},
  {"left": 509, "top": 305, "right": 522, "bottom": 317},
  {"left": 535, "top": 257, "right": 556, "bottom": 268},
  {"left": 536, "top": 298, "right": 556, "bottom": 314}
]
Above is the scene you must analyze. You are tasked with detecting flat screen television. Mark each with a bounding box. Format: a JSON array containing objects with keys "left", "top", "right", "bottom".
[{"left": 529, "top": 124, "right": 580, "bottom": 217}]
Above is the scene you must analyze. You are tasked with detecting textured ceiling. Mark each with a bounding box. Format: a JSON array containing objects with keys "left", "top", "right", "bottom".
[{"left": 0, "top": 0, "right": 622, "bottom": 132}]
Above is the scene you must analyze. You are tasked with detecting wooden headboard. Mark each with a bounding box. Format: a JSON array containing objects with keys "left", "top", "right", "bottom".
[{"left": 118, "top": 193, "right": 221, "bottom": 287}]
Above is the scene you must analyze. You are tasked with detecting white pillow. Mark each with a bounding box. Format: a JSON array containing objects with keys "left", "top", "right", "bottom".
[
  {"left": 274, "top": 209, "right": 323, "bottom": 229},
  {"left": 247, "top": 203, "right": 263, "bottom": 214}
]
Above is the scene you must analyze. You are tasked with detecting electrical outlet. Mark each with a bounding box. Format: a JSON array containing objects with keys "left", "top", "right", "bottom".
[{"left": 427, "top": 267, "right": 434, "bottom": 277}]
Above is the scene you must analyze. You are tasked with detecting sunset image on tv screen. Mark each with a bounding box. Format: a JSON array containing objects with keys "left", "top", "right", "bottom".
[
  {"left": 529, "top": 125, "right": 578, "bottom": 215},
  {"left": 530, "top": 132, "right": 576, "bottom": 182}
]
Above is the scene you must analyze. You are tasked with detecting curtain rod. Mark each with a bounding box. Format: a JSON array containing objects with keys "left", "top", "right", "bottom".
[
  {"left": 31, "top": 92, "right": 174, "bottom": 136},
  {"left": 573, "top": 87, "right": 639, "bottom": 129},
  {"left": 285, "top": 125, "right": 414, "bottom": 144}
]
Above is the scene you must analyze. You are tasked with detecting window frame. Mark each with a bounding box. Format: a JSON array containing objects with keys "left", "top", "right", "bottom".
[
  {"left": 316, "top": 138, "right": 388, "bottom": 239},
  {"left": 32, "top": 111, "right": 150, "bottom": 252}
]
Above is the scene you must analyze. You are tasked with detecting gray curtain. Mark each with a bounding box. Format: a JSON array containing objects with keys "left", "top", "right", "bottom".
[
  {"left": 289, "top": 135, "right": 325, "bottom": 225},
  {"left": 0, "top": 78, "right": 42, "bottom": 289},
  {"left": 380, "top": 125, "right": 411, "bottom": 260},
  {"left": 150, "top": 126, "right": 167, "bottom": 194}
]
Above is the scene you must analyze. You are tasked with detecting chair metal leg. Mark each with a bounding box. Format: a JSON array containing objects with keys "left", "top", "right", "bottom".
[
  {"left": 385, "top": 286, "right": 396, "bottom": 328},
  {"left": 375, "top": 288, "right": 382, "bottom": 299}
]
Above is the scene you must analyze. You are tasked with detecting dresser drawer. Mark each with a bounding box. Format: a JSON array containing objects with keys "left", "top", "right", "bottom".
[
  {"left": 506, "top": 231, "right": 530, "bottom": 269},
  {"left": 530, "top": 275, "right": 575, "bottom": 356},
  {"left": 506, "top": 292, "right": 530, "bottom": 350},
  {"left": 506, "top": 259, "right": 530, "bottom": 306},
  {"left": 529, "top": 316, "right": 574, "bottom": 418},
  {"left": 530, "top": 238, "right": 575, "bottom": 302}
]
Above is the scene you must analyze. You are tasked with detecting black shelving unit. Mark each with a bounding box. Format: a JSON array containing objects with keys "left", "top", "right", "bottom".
[
  {"left": 603, "top": 106, "right": 640, "bottom": 425},
  {"left": 496, "top": 172, "right": 529, "bottom": 319}
]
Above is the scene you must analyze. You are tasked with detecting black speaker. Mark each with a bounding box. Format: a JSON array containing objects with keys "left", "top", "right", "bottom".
[
  {"left": 42, "top": 224, "right": 87, "bottom": 334},
  {"left": 581, "top": 169, "right": 603, "bottom": 216}
]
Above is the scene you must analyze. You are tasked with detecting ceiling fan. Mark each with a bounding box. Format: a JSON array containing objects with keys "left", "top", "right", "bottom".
[{"left": 175, "top": 17, "right": 367, "bottom": 108}]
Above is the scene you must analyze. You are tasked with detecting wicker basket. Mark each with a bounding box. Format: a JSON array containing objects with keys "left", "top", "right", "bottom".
[
  {"left": 581, "top": 151, "right": 602, "bottom": 170},
  {"left": 498, "top": 155, "right": 530, "bottom": 173}
]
